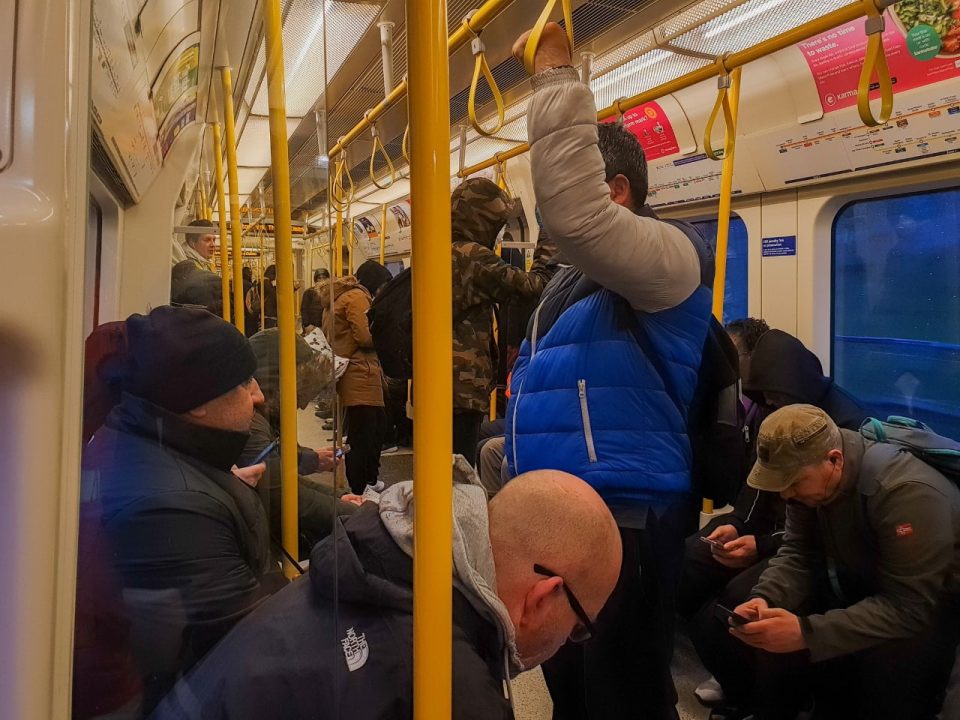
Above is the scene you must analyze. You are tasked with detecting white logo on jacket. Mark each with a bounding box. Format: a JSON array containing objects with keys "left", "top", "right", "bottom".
[{"left": 341, "top": 627, "right": 369, "bottom": 671}]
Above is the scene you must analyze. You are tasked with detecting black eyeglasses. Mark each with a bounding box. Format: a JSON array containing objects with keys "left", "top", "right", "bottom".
[{"left": 534, "top": 563, "right": 597, "bottom": 643}]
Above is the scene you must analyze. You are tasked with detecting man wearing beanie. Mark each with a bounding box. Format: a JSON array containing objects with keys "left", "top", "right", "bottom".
[
  {"left": 74, "top": 306, "right": 277, "bottom": 718},
  {"left": 697, "top": 404, "right": 960, "bottom": 720}
]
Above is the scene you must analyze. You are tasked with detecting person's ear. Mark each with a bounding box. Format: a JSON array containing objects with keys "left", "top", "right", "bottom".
[
  {"left": 186, "top": 405, "right": 208, "bottom": 419},
  {"left": 517, "top": 577, "right": 562, "bottom": 631},
  {"left": 606, "top": 174, "right": 632, "bottom": 207},
  {"left": 827, "top": 449, "right": 844, "bottom": 472}
]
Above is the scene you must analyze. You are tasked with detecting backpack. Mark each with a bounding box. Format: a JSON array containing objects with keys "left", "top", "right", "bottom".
[
  {"left": 245, "top": 285, "right": 261, "bottom": 316},
  {"left": 368, "top": 267, "right": 413, "bottom": 379},
  {"left": 860, "top": 415, "right": 960, "bottom": 483}
]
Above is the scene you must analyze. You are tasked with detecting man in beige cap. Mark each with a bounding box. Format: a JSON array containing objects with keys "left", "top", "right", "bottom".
[{"left": 695, "top": 404, "right": 960, "bottom": 720}]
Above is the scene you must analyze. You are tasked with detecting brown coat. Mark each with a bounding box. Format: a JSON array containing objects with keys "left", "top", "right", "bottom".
[{"left": 319, "top": 277, "right": 384, "bottom": 407}]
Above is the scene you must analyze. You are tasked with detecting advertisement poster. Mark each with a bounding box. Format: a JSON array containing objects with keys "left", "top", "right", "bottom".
[
  {"left": 797, "top": 6, "right": 960, "bottom": 115},
  {"left": 601, "top": 100, "right": 680, "bottom": 161},
  {"left": 154, "top": 37, "right": 199, "bottom": 157}
]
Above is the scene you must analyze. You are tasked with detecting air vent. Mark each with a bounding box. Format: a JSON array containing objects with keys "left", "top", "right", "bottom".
[{"left": 91, "top": 128, "right": 135, "bottom": 208}]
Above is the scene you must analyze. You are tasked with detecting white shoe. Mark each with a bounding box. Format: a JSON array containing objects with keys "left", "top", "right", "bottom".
[
  {"left": 367, "top": 480, "right": 385, "bottom": 493},
  {"left": 695, "top": 676, "right": 724, "bottom": 707}
]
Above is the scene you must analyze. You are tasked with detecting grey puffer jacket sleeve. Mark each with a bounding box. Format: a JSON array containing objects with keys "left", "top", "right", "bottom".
[{"left": 527, "top": 67, "right": 701, "bottom": 312}]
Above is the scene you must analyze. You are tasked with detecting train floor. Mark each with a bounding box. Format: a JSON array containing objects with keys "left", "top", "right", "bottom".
[{"left": 299, "top": 406, "right": 713, "bottom": 719}]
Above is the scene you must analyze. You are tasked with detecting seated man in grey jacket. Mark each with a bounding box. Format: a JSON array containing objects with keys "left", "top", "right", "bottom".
[
  {"left": 151, "top": 464, "right": 623, "bottom": 719},
  {"left": 705, "top": 405, "right": 960, "bottom": 720}
]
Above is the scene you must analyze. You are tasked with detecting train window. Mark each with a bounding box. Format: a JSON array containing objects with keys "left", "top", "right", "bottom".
[
  {"left": 691, "top": 216, "right": 748, "bottom": 324},
  {"left": 833, "top": 189, "right": 960, "bottom": 440}
]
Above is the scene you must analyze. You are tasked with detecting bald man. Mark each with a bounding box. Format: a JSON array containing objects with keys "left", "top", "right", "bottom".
[{"left": 152, "top": 459, "right": 622, "bottom": 719}]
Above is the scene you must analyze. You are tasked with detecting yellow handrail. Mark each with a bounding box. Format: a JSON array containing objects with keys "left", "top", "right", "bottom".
[
  {"left": 211, "top": 122, "right": 231, "bottom": 323},
  {"left": 368, "top": 118, "right": 398, "bottom": 190},
  {"left": 522, "top": 0, "right": 574, "bottom": 76},
  {"left": 712, "top": 66, "right": 742, "bottom": 322},
  {"left": 408, "top": 0, "right": 453, "bottom": 717},
  {"left": 380, "top": 203, "right": 387, "bottom": 264},
  {"left": 220, "top": 66, "right": 246, "bottom": 335},
  {"left": 460, "top": 2, "right": 871, "bottom": 177},
  {"left": 402, "top": 123, "right": 411, "bottom": 163},
  {"left": 857, "top": 0, "right": 893, "bottom": 127},
  {"left": 327, "top": 0, "right": 515, "bottom": 160},
  {"left": 465, "top": 14, "right": 505, "bottom": 137},
  {"left": 262, "top": 0, "right": 300, "bottom": 578},
  {"left": 703, "top": 56, "right": 735, "bottom": 162}
]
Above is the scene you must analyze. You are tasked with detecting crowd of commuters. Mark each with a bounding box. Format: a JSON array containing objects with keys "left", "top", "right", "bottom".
[{"left": 74, "top": 21, "right": 960, "bottom": 720}]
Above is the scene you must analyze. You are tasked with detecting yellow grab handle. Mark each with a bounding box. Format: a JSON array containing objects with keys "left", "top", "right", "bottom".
[
  {"left": 495, "top": 157, "right": 511, "bottom": 197},
  {"left": 368, "top": 120, "right": 397, "bottom": 190},
  {"left": 401, "top": 123, "right": 410, "bottom": 164},
  {"left": 523, "top": 0, "right": 575, "bottom": 76},
  {"left": 704, "top": 58, "right": 735, "bottom": 162},
  {"left": 857, "top": 5, "right": 893, "bottom": 127},
  {"left": 465, "top": 16, "right": 505, "bottom": 137},
  {"left": 331, "top": 150, "right": 355, "bottom": 212}
]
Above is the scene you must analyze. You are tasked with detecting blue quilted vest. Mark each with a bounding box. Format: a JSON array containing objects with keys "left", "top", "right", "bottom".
[{"left": 505, "top": 216, "right": 713, "bottom": 511}]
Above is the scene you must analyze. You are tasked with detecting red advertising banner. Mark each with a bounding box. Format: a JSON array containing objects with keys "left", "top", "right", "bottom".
[
  {"left": 601, "top": 100, "right": 681, "bottom": 160},
  {"left": 798, "top": 9, "right": 960, "bottom": 114}
]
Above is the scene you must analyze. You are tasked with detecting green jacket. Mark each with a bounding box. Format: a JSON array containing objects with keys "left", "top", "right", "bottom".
[
  {"left": 451, "top": 177, "right": 557, "bottom": 413},
  {"left": 752, "top": 429, "right": 960, "bottom": 662}
]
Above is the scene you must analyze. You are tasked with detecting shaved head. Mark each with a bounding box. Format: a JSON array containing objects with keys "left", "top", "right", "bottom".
[{"left": 488, "top": 470, "right": 621, "bottom": 668}]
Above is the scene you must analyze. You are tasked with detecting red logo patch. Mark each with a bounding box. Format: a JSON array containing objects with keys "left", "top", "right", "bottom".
[{"left": 895, "top": 523, "right": 914, "bottom": 537}]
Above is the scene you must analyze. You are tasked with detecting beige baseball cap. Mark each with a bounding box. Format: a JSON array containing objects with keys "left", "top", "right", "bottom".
[{"left": 747, "top": 404, "right": 842, "bottom": 492}]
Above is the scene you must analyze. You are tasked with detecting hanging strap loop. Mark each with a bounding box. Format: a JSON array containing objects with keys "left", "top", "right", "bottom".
[
  {"left": 703, "top": 56, "right": 735, "bottom": 161},
  {"left": 401, "top": 123, "right": 411, "bottom": 164},
  {"left": 465, "top": 13, "right": 505, "bottom": 137},
  {"left": 523, "top": 0, "right": 575, "bottom": 76},
  {"left": 367, "top": 114, "right": 397, "bottom": 190},
  {"left": 331, "top": 144, "right": 355, "bottom": 213},
  {"left": 857, "top": 3, "right": 894, "bottom": 127},
  {"left": 495, "top": 154, "right": 512, "bottom": 197}
]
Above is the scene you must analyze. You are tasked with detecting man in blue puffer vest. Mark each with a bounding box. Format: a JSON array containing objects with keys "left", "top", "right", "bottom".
[{"left": 505, "top": 24, "right": 715, "bottom": 719}]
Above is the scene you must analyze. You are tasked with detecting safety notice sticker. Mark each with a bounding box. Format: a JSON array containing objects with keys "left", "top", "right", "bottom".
[{"left": 762, "top": 236, "right": 797, "bottom": 257}]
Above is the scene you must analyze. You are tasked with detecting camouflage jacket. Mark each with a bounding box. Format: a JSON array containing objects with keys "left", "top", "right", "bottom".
[{"left": 451, "top": 178, "right": 557, "bottom": 413}]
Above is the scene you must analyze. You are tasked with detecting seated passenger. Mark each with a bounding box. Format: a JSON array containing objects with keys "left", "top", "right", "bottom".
[
  {"left": 505, "top": 23, "right": 714, "bottom": 718},
  {"left": 241, "top": 328, "right": 362, "bottom": 558},
  {"left": 151, "top": 466, "right": 623, "bottom": 720},
  {"left": 317, "top": 269, "right": 387, "bottom": 494},
  {"left": 77, "top": 306, "right": 275, "bottom": 715},
  {"left": 171, "top": 260, "right": 223, "bottom": 317},
  {"left": 704, "top": 405, "right": 960, "bottom": 720},
  {"left": 451, "top": 178, "right": 557, "bottom": 461}
]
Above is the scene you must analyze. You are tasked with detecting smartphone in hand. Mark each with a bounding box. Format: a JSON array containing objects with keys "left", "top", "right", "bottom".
[
  {"left": 245, "top": 438, "right": 279, "bottom": 467},
  {"left": 699, "top": 535, "right": 726, "bottom": 550},
  {"left": 716, "top": 604, "right": 753, "bottom": 626}
]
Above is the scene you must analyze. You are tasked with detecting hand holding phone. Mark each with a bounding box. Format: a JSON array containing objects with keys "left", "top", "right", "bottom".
[
  {"left": 716, "top": 604, "right": 753, "bottom": 626},
  {"left": 699, "top": 535, "right": 726, "bottom": 550},
  {"left": 245, "top": 438, "right": 279, "bottom": 467}
]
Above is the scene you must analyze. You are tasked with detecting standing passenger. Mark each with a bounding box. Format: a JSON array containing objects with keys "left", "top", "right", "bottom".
[
  {"left": 505, "top": 23, "right": 714, "bottom": 719},
  {"left": 300, "top": 268, "right": 329, "bottom": 332},
  {"left": 178, "top": 218, "right": 217, "bottom": 271},
  {"left": 319, "top": 271, "right": 387, "bottom": 494},
  {"left": 451, "top": 177, "right": 557, "bottom": 461}
]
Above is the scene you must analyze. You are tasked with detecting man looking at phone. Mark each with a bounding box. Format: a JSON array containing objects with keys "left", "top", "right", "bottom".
[
  {"left": 75, "top": 306, "right": 280, "bottom": 716},
  {"left": 699, "top": 405, "right": 960, "bottom": 720}
]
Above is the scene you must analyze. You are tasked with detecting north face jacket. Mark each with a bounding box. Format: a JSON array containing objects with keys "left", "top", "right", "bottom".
[
  {"left": 78, "top": 393, "right": 273, "bottom": 714},
  {"left": 451, "top": 177, "right": 557, "bottom": 413},
  {"left": 504, "top": 67, "right": 712, "bottom": 513},
  {"left": 151, "top": 469, "right": 519, "bottom": 720}
]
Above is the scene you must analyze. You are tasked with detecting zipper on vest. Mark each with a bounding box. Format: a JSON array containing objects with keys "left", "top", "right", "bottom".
[
  {"left": 511, "top": 378, "right": 525, "bottom": 474},
  {"left": 578, "top": 379, "right": 598, "bottom": 463}
]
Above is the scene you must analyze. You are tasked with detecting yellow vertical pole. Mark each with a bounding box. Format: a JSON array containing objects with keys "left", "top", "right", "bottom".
[
  {"left": 408, "top": 0, "right": 452, "bottom": 717},
  {"left": 212, "top": 122, "right": 231, "bottom": 322},
  {"left": 334, "top": 208, "right": 343, "bottom": 277},
  {"left": 220, "top": 66, "right": 246, "bottom": 335},
  {"left": 262, "top": 0, "right": 299, "bottom": 577},
  {"left": 380, "top": 203, "right": 387, "bottom": 265},
  {"left": 711, "top": 67, "right": 742, "bottom": 322},
  {"left": 348, "top": 215, "right": 355, "bottom": 276},
  {"left": 259, "top": 232, "right": 266, "bottom": 329}
]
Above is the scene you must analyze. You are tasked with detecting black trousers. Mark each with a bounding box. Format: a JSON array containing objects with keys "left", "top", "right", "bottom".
[
  {"left": 693, "top": 593, "right": 960, "bottom": 720},
  {"left": 452, "top": 410, "right": 484, "bottom": 466},
  {"left": 344, "top": 405, "right": 385, "bottom": 494},
  {"left": 542, "top": 502, "right": 693, "bottom": 720}
]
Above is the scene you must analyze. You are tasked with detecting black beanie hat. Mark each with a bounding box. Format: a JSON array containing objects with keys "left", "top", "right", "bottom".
[
  {"left": 122, "top": 305, "right": 257, "bottom": 413},
  {"left": 355, "top": 259, "right": 392, "bottom": 296}
]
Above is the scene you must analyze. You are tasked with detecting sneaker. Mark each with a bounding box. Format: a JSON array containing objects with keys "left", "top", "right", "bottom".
[
  {"left": 695, "top": 677, "right": 724, "bottom": 707},
  {"left": 367, "top": 480, "right": 385, "bottom": 492},
  {"left": 381, "top": 444, "right": 399, "bottom": 454}
]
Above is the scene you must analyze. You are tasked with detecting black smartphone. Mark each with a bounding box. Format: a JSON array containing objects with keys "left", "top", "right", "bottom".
[
  {"left": 716, "top": 604, "right": 753, "bottom": 626},
  {"left": 335, "top": 443, "right": 351, "bottom": 460},
  {"left": 699, "top": 535, "right": 726, "bottom": 550},
  {"left": 245, "top": 438, "right": 279, "bottom": 467}
]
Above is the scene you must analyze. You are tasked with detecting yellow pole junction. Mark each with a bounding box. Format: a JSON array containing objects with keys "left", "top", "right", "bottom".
[
  {"left": 261, "top": 0, "right": 300, "bottom": 578},
  {"left": 211, "top": 122, "right": 231, "bottom": 323},
  {"left": 711, "top": 66, "right": 741, "bottom": 322},
  {"left": 220, "top": 66, "right": 246, "bottom": 335},
  {"left": 459, "top": 2, "right": 871, "bottom": 178},
  {"left": 327, "top": 0, "right": 514, "bottom": 161},
  {"left": 408, "top": 0, "right": 453, "bottom": 716}
]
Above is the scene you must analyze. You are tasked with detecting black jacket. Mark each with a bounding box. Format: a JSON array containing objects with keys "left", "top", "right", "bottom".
[
  {"left": 78, "top": 394, "right": 274, "bottom": 714},
  {"left": 151, "top": 503, "right": 514, "bottom": 719}
]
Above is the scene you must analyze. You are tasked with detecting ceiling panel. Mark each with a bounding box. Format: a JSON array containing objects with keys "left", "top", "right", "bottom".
[{"left": 237, "top": 116, "right": 302, "bottom": 166}]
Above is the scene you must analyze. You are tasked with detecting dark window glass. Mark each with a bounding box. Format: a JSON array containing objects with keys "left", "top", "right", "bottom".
[
  {"left": 692, "top": 216, "right": 749, "bottom": 324},
  {"left": 833, "top": 189, "right": 960, "bottom": 439}
]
